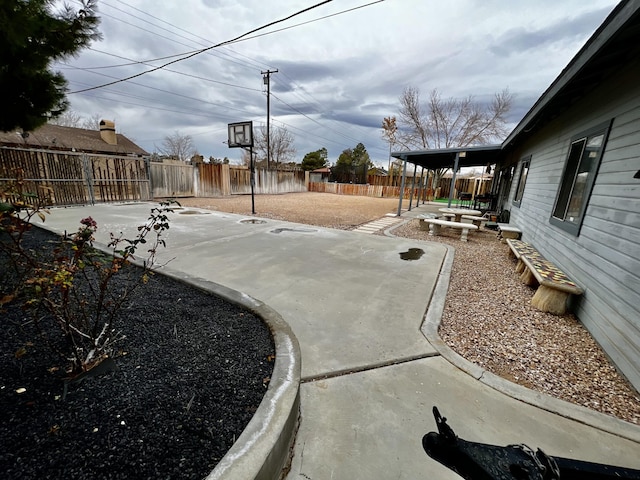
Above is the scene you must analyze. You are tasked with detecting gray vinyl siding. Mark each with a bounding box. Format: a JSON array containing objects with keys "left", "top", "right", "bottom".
[{"left": 507, "top": 60, "right": 640, "bottom": 390}]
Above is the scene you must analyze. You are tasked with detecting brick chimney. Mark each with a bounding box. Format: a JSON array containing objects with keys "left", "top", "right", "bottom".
[{"left": 99, "top": 119, "right": 117, "bottom": 145}]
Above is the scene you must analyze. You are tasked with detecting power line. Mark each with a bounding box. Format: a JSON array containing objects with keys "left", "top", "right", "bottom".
[
  {"left": 109, "top": 0, "right": 269, "bottom": 71},
  {"left": 65, "top": 48, "right": 261, "bottom": 92},
  {"left": 65, "top": 0, "right": 390, "bottom": 157},
  {"left": 63, "top": 62, "right": 258, "bottom": 116},
  {"left": 269, "top": 91, "right": 375, "bottom": 149},
  {"left": 69, "top": 0, "right": 335, "bottom": 94},
  {"left": 221, "top": 0, "right": 386, "bottom": 47},
  {"left": 98, "top": 6, "right": 260, "bottom": 71},
  {"left": 271, "top": 70, "right": 388, "bottom": 154},
  {"left": 85, "top": 0, "right": 385, "bottom": 75}
]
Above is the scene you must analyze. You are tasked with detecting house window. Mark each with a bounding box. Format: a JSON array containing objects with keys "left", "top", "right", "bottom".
[
  {"left": 550, "top": 121, "right": 611, "bottom": 236},
  {"left": 513, "top": 156, "right": 530, "bottom": 208}
]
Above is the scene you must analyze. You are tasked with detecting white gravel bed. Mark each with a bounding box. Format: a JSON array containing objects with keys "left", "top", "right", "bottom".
[{"left": 390, "top": 219, "right": 640, "bottom": 425}]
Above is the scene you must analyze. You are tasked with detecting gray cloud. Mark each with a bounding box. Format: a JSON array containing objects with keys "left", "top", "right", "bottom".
[
  {"left": 56, "top": 1, "right": 618, "bottom": 165},
  {"left": 489, "top": 7, "right": 613, "bottom": 57}
]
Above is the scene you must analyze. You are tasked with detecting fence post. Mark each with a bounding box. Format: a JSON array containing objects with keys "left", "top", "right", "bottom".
[
  {"left": 82, "top": 154, "right": 96, "bottom": 205},
  {"left": 221, "top": 163, "right": 231, "bottom": 196},
  {"left": 396, "top": 157, "right": 408, "bottom": 216}
]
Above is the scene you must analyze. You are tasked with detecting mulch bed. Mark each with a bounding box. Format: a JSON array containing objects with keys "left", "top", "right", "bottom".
[{"left": 1, "top": 226, "right": 275, "bottom": 479}]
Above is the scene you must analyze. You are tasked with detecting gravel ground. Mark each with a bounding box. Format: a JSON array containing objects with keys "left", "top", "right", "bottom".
[
  {"left": 1, "top": 226, "right": 275, "bottom": 479},
  {"left": 178, "top": 193, "right": 640, "bottom": 425},
  {"left": 390, "top": 219, "right": 640, "bottom": 425}
]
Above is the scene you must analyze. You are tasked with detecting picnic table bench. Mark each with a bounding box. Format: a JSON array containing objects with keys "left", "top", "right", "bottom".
[
  {"left": 461, "top": 214, "right": 488, "bottom": 228},
  {"left": 506, "top": 238, "right": 583, "bottom": 315},
  {"left": 419, "top": 218, "right": 478, "bottom": 242}
]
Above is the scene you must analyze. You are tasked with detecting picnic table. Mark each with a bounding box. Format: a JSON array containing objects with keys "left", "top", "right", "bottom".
[{"left": 438, "top": 208, "right": 481, "bottom": 223}]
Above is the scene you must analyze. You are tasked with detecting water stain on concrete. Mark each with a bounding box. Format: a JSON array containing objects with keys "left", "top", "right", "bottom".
[
  {"left": 271, "top": 228, "right": 317, "bottom": 234},
  {"left": 240, "top": 219, "right": 267, "bottom": 224},
  {"left": 179, "top": 210, "right": 211, "bottom": 215},
  {"left": 399, "top": 248, "right": 424, "bottom": 261}
]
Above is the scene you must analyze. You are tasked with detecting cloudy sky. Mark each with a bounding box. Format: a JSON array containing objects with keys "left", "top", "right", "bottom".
[{"left": 58, "top": 0, "right": 620, "bottom": 165}]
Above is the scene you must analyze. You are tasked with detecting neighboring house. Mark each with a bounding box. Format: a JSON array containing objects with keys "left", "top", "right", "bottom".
[
  {"left": 393, "top": 1, "right": 640, "bottom": 390},
  {"left": 0, "top": 120, "right": 148, "bottom": 157},
  {"left": 1, "top": 120, "right": 150, "bottom": 205},
  {"left": 310, "top": 167, "right": 331, "bottom": 183},
  {"left": 369, "top": 167, "right": 388, "bottom": 176}
]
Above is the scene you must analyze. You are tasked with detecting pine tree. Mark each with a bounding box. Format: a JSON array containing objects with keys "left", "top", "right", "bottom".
[{"left": 0, "top": 0, "right": 101, "bottom": 132}]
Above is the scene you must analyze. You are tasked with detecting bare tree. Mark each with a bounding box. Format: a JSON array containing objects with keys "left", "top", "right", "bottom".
[
  {"left": 49, "top": 111, "right": 110, "bottom": 131},
  {"left": 48, "top": 110, "right": 83, "bottom": 127},
  {"left": 398, "top": 87, "right": 512, "bottom": 149},
  {"left": 381, "top": 116, "right": 397, "bottom": 174},
  {"left": 241, "top": 149, "right": 252, "bottom": 167},
  {"left": 254, "top": 125, "right": 296, "bottom": 170},
  {"left": 397, "top": 86, "right": 512, "bottom": 191},
  {"left": 80, "top": 113, "right": 104, "bottom": 130},
  {"left": 156, "top": 131, "right": 196, "bottom": 162}
]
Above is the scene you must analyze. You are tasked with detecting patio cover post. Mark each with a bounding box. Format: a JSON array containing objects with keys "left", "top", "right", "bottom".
[
  {"left": 408, "top": 163, "right": 417, "bottom": 211},
  {"left": 447, "top": 152, "right": 462, "bottom": 207},
  {"left": 417, "top": 167, "right": 425, "bottom": 206},
  {"left": 396, "top": 156, "right": 408, "bottom": 216}
]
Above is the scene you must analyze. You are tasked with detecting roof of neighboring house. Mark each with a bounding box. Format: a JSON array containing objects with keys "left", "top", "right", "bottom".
[
  {"left": 311, "top": 167, "right": 331, "bottom": 173},
  {"left": 0, "top": 123, "right": 149, "bottom": 156}
]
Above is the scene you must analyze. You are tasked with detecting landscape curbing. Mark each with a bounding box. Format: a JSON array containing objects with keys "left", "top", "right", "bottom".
[
  {"left": 22, "top": 217, "right": 302, "bottom": 480},
  {"left": 29, "top": 207, "right": 640, "bottom": 478},
  {"left": 384, "top": 221, "right": 640, "bottom": 444},
  {"left": 153, "top": 269, "right": 302, "bottom": 480}
]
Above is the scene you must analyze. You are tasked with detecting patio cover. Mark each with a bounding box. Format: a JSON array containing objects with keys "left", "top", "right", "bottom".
[
  {"left": 390, "top": 144, "right": 502, "bottom": 170},
  {"left": 390, "top": 145, "right": 502, "bottom": 214}
]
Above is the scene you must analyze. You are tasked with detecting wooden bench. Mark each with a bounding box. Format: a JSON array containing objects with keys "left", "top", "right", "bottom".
[
  {"left": 497, "top": 223, "right": 522, "bottom": 242},
  {"left": 520, "top": 255, "right": 583, "bottom": 315},
  {"left": 419, "top": 218, "right": 478, "bottom": 242},
  {"left": 506, "top": 238, "right": 543, "bottom": 273},
  {"left": 505, "top": 239, "right": 583, "bottom": 315}
]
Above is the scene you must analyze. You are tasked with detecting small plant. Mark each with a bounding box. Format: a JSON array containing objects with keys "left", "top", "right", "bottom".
[
  {"left": 0, "top": 168, "right": 53, "bottom": 303},
  {"left": 27, "top": 204, "right": 176, "bottom": 375},
  {"left": 1, "top": 172, "right": 179, "bottom": 376}
]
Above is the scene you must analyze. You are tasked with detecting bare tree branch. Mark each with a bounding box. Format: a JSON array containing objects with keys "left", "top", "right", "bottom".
[
  {"left": 156, "top": 131, "right": 196, "bottom": 162},
  {"left": 398, "top": 87, "right": 513, "bottom": 149},
  {"left": 254, "top": 125, "right": 296, "bottom": 170},
  {"left": 395, "top": 86, "right": 513, "bottom": 188}
]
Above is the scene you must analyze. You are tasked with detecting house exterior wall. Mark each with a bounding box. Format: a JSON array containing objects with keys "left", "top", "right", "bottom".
[{"left": 504, "top": 60, "right": 640, "bottom": 390}]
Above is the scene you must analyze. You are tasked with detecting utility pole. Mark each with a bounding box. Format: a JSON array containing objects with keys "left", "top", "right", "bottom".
[{"left": 262, "top": 69, "right": 278, "bottom": 170}]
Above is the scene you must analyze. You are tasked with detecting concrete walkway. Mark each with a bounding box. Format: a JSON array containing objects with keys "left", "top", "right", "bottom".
[{"left": 31, "top": 201, "right": 640, "bottom": 479}]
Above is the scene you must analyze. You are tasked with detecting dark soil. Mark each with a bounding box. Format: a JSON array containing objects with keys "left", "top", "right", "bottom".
[{"left": 0, "top": 226, "right": 275, "bottom": 479}]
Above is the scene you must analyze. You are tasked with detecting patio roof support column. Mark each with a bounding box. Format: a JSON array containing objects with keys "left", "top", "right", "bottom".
[
  {"left": 408, "top": 163, "right": 417, "bottom": 211},
  {"left": 447, "top": 152, "right": 461, "bottom": 208},
  {"left": 396, "top": 156, "right": 408, "bottom": 216},
  {"left": 417, "top": 167, "right": 425, "bottom": 206}
]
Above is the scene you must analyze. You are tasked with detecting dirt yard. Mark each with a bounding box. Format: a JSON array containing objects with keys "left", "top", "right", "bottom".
[{"left": 172, "top": 192, "right": 400, "bottom": 230}]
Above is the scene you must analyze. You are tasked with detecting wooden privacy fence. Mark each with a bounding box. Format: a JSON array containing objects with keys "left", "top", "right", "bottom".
[
  {"left": 149, "top": 161, "right": 195, "bottom": 197},
  {"left": 229, "top": 167, "right": 306, "bottom": 195},
  {"left": 308, "top": 181, "right": 434, "bottom": 200},
  {"left": 1, "top": 147, "right": 150, "bottom": 206},
  {"left": 309, "top": 174, "right": 492, "bottom": 200},
  {"left": 150, "top": 162, "right": 306, "bottom": 198}
]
